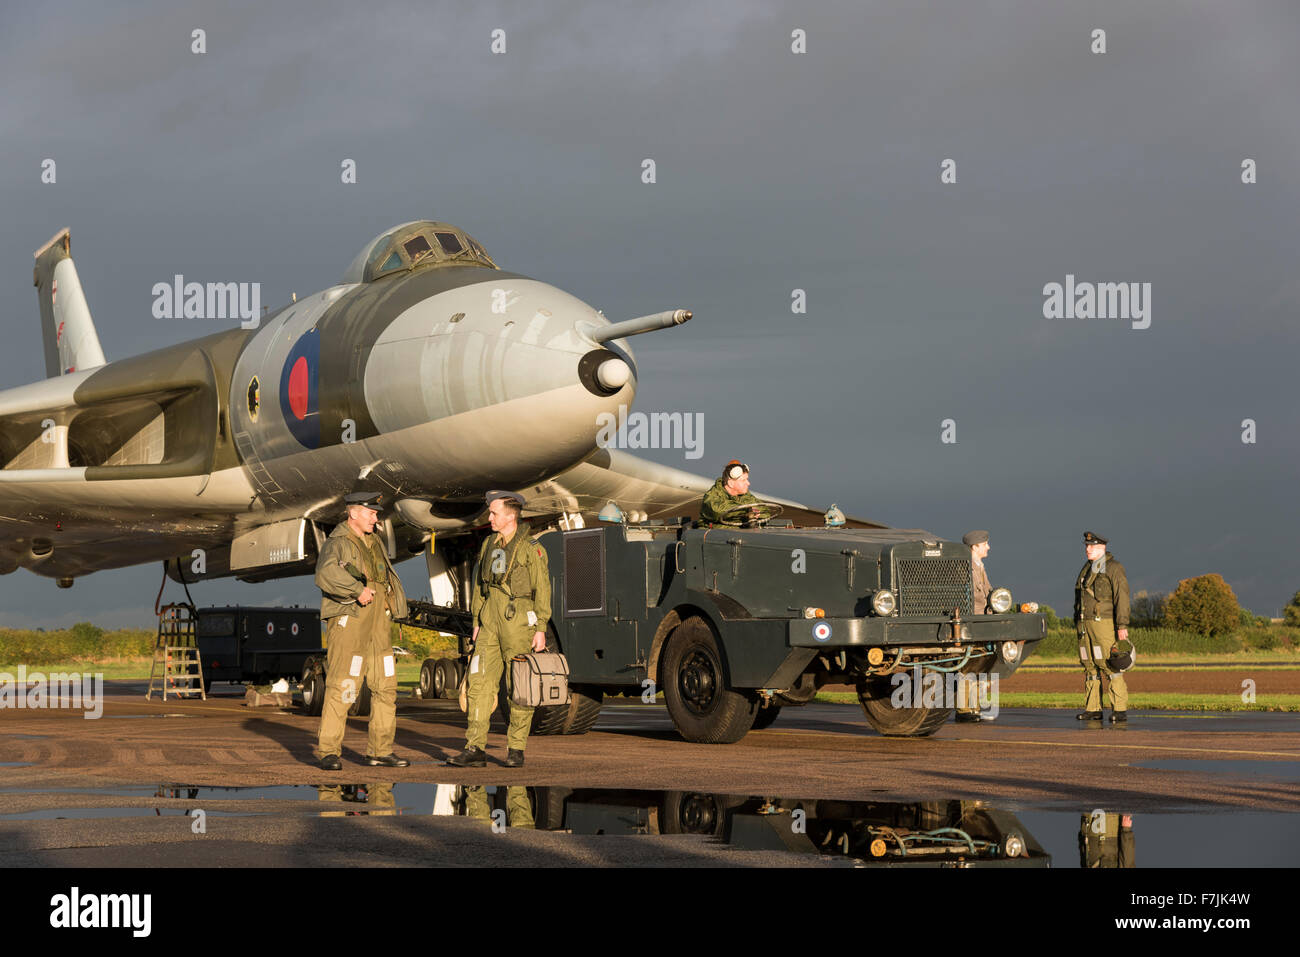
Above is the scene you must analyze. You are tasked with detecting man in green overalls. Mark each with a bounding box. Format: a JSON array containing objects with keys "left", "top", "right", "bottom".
[
  {"left": 315, "top": 491, "right": 411, "bottom": 770},
  {"left": 1074, "top": 531, "right": 1131, "bottom": 724},
  {"left": 446, "top": 491, "right": 551, "bottom": 769},
  {"left": 699, "top": 460, "right": 766, "bottom": 526}
]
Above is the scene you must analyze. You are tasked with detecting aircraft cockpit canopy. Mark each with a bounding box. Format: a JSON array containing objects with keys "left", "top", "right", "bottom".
[{"left": 341, "top": 220, "right": 497, "bottom": 284}]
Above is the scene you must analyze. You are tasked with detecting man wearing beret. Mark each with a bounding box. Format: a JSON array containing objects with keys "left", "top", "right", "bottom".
[
  {"left": 956, "top": 530, "right": 993, "bottom": 723},
  {"left": 447, "top": 491, "right": 551, "bottom": 768},
  {"left": 315, "top": 491, "right": 411, "bottom": 770},
  {"left": 1074, "top": 531, "right": 1131, "bottom": 724}
]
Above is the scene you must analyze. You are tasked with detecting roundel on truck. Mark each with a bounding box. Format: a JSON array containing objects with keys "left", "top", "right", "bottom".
[
  {"left": 266, "top": 622, "right": 275, "bottom": 636},
  {"left": 812, "top": 621, "right": 832, "bottom": 642}
]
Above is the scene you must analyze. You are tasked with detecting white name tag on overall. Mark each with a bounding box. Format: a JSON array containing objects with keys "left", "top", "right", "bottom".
[
  {"left": 383, "top": 655, "right": 395, "bottom": 677},
  {"left": 349, "top": 655, "right": 364, "bottom": 677},
  {"left": 339, "top": 615, "right": 349, "bottom": 628}
]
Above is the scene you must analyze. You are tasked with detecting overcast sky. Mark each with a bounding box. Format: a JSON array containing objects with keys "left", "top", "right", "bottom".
[{"left": 1, "top": 0, "right": 1297, "bottom": 627}]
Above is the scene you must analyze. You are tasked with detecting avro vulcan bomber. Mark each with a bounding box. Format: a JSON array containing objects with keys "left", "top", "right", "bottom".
[{"left": 0, "top": 221, "right": 824, "bottom": 591}]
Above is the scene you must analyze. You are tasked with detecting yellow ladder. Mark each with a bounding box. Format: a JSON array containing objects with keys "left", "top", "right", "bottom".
[{"left": 146, "top": 603, "right": 206, "bottom": 701}]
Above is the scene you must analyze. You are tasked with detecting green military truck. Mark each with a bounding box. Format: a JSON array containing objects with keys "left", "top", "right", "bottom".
[{"left": 415, "top": 514, "right": 1045, "bottom": 742}]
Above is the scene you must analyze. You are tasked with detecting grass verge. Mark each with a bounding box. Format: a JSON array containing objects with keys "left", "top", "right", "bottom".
[{"left": 815, "top": 691, "right": 1300, "bottom": 711}]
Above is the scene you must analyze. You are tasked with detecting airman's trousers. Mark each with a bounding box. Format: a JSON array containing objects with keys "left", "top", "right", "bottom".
[
  {"left": 316, "top": 606, "right": 398, "bottom": 758},
  {"left": 464, "top": 785, "right": 535, "bottom": 829},
  {"left": 1079, "top": 618, "right": 1128, "bottom": 713},
  {"left": 465, "top": 620, "right": 535, "bottom": 752}
]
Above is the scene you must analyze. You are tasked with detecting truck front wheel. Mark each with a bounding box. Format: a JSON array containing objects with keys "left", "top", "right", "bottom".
[
  {"left": 662, "top": 618, "right": 756, "bottom": 744},
  {"left": 856, "top": 675, "right": 950, "bottom": 737}
]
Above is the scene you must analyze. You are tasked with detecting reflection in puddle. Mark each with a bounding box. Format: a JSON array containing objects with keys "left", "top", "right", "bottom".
[
  {"left": 0, "top": 763, "right": 33, "bottom": 768},
  {"left": 1, "top": 781, "right": 1296, "bottom": 866}
]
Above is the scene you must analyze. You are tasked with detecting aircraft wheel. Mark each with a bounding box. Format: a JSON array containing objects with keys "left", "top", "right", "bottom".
[
  {"left": 418, "top": 658, "right": 438, "bottom": 699},
  {"left": 662, "top": 617, "right": 756, "bottom": 743},
  {"left": 301, "top": 663, "right": 325, "bottom": 717},
  {"left": 435, "top": 659, "right": 458, "bottom": 699},
  {"left": 856, "top": 675, "right": 950, "bottom": 737}
]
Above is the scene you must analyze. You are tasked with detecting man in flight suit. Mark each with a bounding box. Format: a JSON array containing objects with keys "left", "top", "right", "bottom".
[
  {"left": 1074, "top": 531, "right": 1131, "bottom": 724},
  {"left": 446, "top": 491, "right": 551, "bottom": 768},
  {"left": 956, "top": 530, "right": 993, "bottom": 723},
  {"left": 315, "top": 491, "right": 411, "bottom": 770},
  {"left": 699, "top": 460, "right": 766, "bottom": 526}
]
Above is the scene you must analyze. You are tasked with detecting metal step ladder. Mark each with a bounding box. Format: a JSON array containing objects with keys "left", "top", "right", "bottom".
[{"left": 147, "top": 603, "right": 206, "bottom": 701}]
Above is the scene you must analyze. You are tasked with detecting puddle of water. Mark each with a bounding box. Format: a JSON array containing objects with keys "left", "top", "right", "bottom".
[
  {"left": 0, "top": 783, "right": 1295, "bottom": 866},
  {"left": 0, "top": 763, "right": 33, "bottom": 768}
]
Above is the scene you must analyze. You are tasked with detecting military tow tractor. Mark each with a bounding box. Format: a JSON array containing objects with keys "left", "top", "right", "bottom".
[
  {"left": 405, "top": 513, "right": 1044, "bottom": 742},
  {"left": 517, "top": 511, "right": 1043, "bottom": 742}
]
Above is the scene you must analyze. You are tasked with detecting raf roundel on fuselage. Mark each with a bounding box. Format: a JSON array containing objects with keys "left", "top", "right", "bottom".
[{"left": 341, "top": 220, "right": 498, "bottom": 284}]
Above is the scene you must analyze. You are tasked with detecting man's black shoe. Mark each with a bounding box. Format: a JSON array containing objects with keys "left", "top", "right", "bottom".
[
  {"left": 955, "top": 713, "right": 982, "bottom": 723},
  {"left": 1110, "top": 711, "right": 1128, "bottom": 724},
  {"left": 320, "top": 754, "right": 342, "bottom": 771},
  {"left": 366, "top": 754, "right": 410, "bottom": 767},
  {"left": 503, "top": 748, "right": 525, "bottom": 767},
  {"left": 445, "top": 746, "right": 487, "bottom": 768},
  {"left": 1076, "top": 711, "right": 1103, "bottom": 721}
]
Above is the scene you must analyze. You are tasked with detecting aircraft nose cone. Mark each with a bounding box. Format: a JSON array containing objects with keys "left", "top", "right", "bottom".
[{"left": 595, "top": 357, "right": 631, "bottom": 391}]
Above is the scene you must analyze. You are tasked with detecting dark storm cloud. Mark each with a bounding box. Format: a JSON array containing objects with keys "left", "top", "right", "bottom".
[{"left": 1, "top": 0, "right": 1297, "bottom": 625}]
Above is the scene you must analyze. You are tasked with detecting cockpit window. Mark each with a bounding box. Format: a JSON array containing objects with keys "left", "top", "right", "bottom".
[
  {"left": 435, "top": 232, "right": 464, "bottom": 255},
  {"left": 341, "top": 220, "right": 498, "bottom": 284},
  {"left": 403, "top": 235, "right": 432, "bottom": 260}
]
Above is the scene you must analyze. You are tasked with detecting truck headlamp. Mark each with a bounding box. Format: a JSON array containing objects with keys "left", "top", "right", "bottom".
[
  {"left": 989, "top": 587, "right": 1013, "bottom": 613},
  {"left": 1000, "top": 640, "right": 1022, "bottom": 663},
  {"left": 871, "top": 590, "right": 896, "bottom": 616}
]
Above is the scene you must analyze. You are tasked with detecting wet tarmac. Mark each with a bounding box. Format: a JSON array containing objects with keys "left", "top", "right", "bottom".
[{"left": 1, "top": 680, "right": 1297, "bottom": 866}]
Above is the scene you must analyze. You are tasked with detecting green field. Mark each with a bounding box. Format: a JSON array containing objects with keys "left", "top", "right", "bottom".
[{"left": 815, "top": 690, "right": 1300, "bottom": 711}]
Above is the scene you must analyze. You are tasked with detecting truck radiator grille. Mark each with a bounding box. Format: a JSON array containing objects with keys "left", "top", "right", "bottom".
[
  {"left": 563, "top": 530, "right": 605, "bottom": 616},
  {"left": 895, "top": 559, "right": 972, "bottom": 617}
]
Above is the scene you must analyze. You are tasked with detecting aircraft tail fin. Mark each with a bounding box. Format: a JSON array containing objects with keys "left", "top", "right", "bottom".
[{"left": 33, "top": 229, "right": 107, "bottom": 378}]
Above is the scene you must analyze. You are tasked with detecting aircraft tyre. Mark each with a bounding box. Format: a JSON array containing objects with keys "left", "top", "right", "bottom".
[
  {"left": 301, "top": 660, "right": 325, "bottom": 717},
  {"left": 418, "top": 658, "right": 438, "bottom": 699},
  {"left": 435, "top": 658, "right": 457, "bottom": 699}
]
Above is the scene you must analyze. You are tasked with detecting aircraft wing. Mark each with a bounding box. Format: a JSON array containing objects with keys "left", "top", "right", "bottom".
[{"left": 519, "top": 448, "right": 889, "bottom": 529}]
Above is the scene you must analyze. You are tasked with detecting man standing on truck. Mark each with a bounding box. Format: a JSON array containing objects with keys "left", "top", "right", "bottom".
[
  {"left": 315, "top": 491, "right": 411, "bottom": 770},
  {"left": 1074, "top": 531, "right": 1131, "bottom": 724},
  {"left": 956, "top": 530, "right": 993, "bottom": 723},
  {"left": 699, "top": 460, "right": 766, "bottom": 526},
  {"left": 446, "top": 491, "right": 551, "bottom": 769}
]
